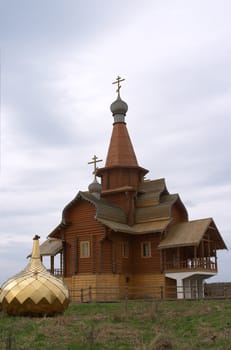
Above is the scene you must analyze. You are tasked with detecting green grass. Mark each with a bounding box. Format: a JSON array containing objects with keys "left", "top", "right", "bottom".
[{"left": 0, "top": 300, "right": 231, "bottom": 349}]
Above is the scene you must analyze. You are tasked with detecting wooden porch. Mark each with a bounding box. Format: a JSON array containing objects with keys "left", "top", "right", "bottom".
[
  {"left": 160, "top": 235, "right": 218, "bottom": 273},
  {"left": 159, "top": 219, "right": 225, "bottom": 274},
  {"left": 163, "top": 256, "right": 217, "bottom": 273}
]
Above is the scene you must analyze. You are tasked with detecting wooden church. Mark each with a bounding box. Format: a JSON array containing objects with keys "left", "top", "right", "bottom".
[{"left": 40, "top": 77, "right": 226, "bottom": 300}]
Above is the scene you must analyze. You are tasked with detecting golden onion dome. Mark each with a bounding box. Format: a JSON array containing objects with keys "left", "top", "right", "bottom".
[{"left": 0, "top": 235, "right": 69, "bottom": 316}]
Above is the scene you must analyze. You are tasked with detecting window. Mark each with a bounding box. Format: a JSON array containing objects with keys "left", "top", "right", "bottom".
[
  {"left": 122, "top": 241, "right": 129, "bottom": 258},
  {"left": 80, "top": 241, "right": 90, "bottom": 258},
  {"left": 141, "top": 242, "right": 151, "bottom": 258}
]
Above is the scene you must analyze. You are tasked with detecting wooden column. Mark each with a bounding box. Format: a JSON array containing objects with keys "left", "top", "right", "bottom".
[
  {"left": 160, "top": 250, "right": 163, "bottom": 272},
  {"left": 208, "top": 233, "right": 211, "bottom": 269},
  {"left": 177, "top": 247, "right": 180, "bottom": 268},
  {"left": 60, "top": 252, "right": 63, "bottom": 275},
  {"left": 74, "top": 237, "right": 78, "bottom": 274},
  {"left": 163, "top": 250, "right": 166, "bottom": 271},
  {"left": 201, "top": 239, "right": 205, "bottom": 268},
  {"left": 50, "top": 255, "right": 54, "bottom": 274},
  {"left": 112, "top": 236, "right": 116, "bottom": 273},
  {"left": 99, "top": 240, "right": 103, "bottom": 273},
  {"left": 193, "top": 246, "right": 197, "bottom": 268}
]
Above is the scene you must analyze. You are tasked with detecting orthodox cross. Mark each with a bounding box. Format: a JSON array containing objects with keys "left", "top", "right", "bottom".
[
  {"left": 88, "top": 155, "right": 103, "bottom": 179},
  {"left": 112, "top": 76, "right": 125, "bottom": 94}
]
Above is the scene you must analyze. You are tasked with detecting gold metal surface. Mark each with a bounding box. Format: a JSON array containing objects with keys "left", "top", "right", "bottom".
[{"left": 0, "top": 235, "right": 69, "bottom": 316}]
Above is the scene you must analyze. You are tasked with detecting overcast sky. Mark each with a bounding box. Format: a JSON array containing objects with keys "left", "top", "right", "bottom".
[{"left": 0, "top": 0, "right": 230, "bottom": 285}]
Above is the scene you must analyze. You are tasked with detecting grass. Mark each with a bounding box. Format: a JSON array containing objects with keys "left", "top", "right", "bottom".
[{"left": 0, "top": 300, "right": 231, "bottom": 349}]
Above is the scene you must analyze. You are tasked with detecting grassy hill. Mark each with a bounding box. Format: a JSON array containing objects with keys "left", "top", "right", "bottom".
[{"left": 0, "top": 300, "right": 231, "bottom": 349}]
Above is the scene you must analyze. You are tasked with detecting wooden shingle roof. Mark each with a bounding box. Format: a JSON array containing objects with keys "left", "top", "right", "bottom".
[
  {"left": 78, "top": 191, "right": 171, "bottom": 234},
  {"left": 158, "top": 218, "right": 227, "bottom": 249},
  {"left": 39, "top": 238, "right": 63, "bottom": 256},
  {"left": 96, "top": 218, "right": 171, "bottom": 234},
  {"left": 105, "top": 123, "right": 138, "bottom": 167},
  {"left": 49, "top": 178, "right": 180, "bottom": 237}
]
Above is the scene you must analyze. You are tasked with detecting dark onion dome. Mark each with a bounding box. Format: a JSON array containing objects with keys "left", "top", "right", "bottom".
[
  {"left": 0, "top": 235, "right": 69, "bottom": 316},
  {"left": 88, "top": 178, "right": 102, "bottom": 198},
  {"left": 110, "top": 94, "right": 128, "bottom": 117}
]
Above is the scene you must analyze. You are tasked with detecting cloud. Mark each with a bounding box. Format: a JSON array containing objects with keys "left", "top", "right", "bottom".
[{"left": 0, "top": 0, "right": 231, "bottom": 285}]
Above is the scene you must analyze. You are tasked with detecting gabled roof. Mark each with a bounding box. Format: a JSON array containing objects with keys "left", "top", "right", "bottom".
[
  {"left": 49, "top": 179, "right": 179, "bottom": 237},
  {"left": 47, "top": 180, "right": 226, "bottom": 252},
  {"left": 64, "top": 191, "right": 171, "bottom": 234},
  {"left": 49, "top": 191, "right": 127, "bottom": 237},
  {"left": 136, "top": 194, "right": 179, "bottom": 223},
  {"left": 158, "top": 218, "right": 227, "bottom": 250},
  {"left": 136, "top": 178, "right": 188, "bottom": 223},
  {"left": 64, "top": 191, "right": 127, "bottom": 224},
  {"left": 137, "top": 178, "right": 169, "bottom": 206}
]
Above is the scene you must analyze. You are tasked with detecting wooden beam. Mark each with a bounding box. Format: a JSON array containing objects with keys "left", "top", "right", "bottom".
[
  {"left": 50, "top": 255, "right": 54, "bottom": 274},
  {"left": 160, "top": 250, "right": 163, "bottom": 272},
  {"left": 177, "top": 247, "right": 180, "bottom": 268},
  {"left": 74, "top": 237, "right": 78, "bottom": 274}
]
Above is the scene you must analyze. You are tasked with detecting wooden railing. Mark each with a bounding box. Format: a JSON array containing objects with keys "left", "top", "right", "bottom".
[
  {"left": 68, "top": 283, "right": 231, "bottom": 303},
  {"left": 47, "top": 268, "right": 63, "bottom": 276},
  {"left": 164, "top": 257, "right": 217, "bottom": 272}
]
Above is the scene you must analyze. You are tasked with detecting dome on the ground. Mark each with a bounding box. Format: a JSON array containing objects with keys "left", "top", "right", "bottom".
[{"left": 0, "top": 235, "right": 69, "bottom": 316}]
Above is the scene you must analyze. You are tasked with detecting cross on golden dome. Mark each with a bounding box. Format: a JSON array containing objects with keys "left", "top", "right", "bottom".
[{"left": 112, "top": 76, "right": 125, "bottom": 94}]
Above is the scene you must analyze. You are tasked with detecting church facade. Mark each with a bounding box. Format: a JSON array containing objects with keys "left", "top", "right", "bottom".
[{"left": 40, "top": 78, "right": 226, "bottom": 300}]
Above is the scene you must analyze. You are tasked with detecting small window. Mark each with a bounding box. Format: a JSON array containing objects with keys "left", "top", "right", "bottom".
[
  {"left": 141, "top": 242, "right": 151, "bottom": 258},
  {"left": 122, "top": 241, "right": 129, "bottom": 258},
  {"left": 80, "top": 241, "right": 90, "bottom": 258}
]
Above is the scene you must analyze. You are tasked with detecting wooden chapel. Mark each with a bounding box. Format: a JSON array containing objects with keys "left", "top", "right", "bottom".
[{"left": 40, "top": 77, "right": 226, "bottom": 300}]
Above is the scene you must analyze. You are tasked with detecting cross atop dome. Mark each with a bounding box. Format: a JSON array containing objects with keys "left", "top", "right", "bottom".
[
  {"left": 88, "top": 155, "right": 102, "bottom": 198},
  {"left": 110, "top": 76, "right": 128, "bottom": 121},
  {"left": 112, "top": 76, "right": 125, "bottom": 95},
  {"left": 88, "top": 155, "right": 103, "bottom": 180}
]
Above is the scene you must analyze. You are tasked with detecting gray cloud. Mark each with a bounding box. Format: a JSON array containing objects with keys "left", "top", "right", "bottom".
[{"left": 0, "top": 0, "right": 231, "bottom": 285}]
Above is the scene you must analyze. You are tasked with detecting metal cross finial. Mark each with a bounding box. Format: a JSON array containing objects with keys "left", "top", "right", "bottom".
[
  {"left": 112, "top": 76, "right": 125, "bottom": 94},
  {"left": 88, "top": 155, "right": 103, "bottom": 179}
]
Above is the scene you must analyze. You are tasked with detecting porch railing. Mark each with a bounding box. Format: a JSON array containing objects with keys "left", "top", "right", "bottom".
[
  {"left": 164, "top": 257, "right": 217, "bottom": 272},
  {"left": 47, "top": 268, "right": 63, "bottom": 276}
]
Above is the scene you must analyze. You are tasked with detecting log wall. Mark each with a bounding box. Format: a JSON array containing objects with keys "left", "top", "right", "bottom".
[
  {"left": 64, "top": 273, "right": 166, "bottom": 302},
  {"left": 64, "top": 200, "right": 105, "bottom": 276}
]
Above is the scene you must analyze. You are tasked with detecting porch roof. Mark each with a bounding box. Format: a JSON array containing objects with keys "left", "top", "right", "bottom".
[
  {"left": 39, "top": 238, "right": 63, "bottom": 256},
  {"left": 158, "top": 218, "right": 227, "bottom": 249}
]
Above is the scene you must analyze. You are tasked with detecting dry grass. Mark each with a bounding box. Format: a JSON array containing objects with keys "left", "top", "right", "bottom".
[{"left": 0, "top": 300, "right": 231, "bottom": 349}]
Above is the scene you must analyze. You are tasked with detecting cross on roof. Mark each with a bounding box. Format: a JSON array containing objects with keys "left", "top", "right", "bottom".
[
  {"left": 88, "top": 155, "right": 103, "bottom": 179},
  {"left": 112, "top": 76, "right": 125, "bottom": 94}
]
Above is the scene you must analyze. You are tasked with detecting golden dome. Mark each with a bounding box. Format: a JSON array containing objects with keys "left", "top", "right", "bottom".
[{"left": 0, "top": 235, "right": 69, "bottom": 316}]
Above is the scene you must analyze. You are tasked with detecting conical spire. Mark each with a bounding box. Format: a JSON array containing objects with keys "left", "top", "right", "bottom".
[
  {"left": 105, "top": 77, "right": 139, "bottom": 168},
  {"left": 96, "top": 77, "right": 148, "bottom": 204},
  {"left": 105, "top": 122, "right": 139, "bottom": 167}
]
